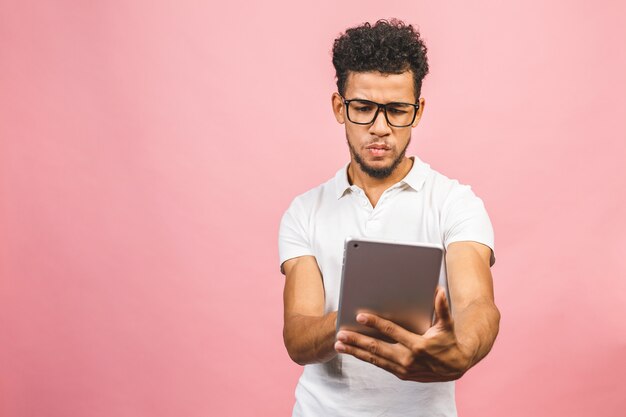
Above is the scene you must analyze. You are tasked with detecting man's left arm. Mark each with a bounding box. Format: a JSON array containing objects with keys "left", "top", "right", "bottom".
[
  {"left": 445, "top": 240, "right": 500, "bottom": 371},
  {"left": 334, "top": 240, "right": 500, "bottom": 382}
]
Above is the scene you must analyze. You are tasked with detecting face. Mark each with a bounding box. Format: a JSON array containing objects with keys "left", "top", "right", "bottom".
[{"left": 332, "top": 71, "right": 425, "bottom": 179}]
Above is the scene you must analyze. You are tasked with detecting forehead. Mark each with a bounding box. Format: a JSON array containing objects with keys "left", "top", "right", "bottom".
[{"left": 344, "top": 71, "right": 416, "bottom": 103}]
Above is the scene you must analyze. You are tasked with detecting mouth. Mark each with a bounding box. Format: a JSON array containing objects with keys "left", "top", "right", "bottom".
[{"left": 366, "top": 143, "right": 391, "bottom": 157}]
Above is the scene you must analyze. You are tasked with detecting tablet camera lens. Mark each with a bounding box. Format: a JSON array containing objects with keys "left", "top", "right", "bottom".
[{"left": 354, "top": 244, "right": 359, "bottom": 248}]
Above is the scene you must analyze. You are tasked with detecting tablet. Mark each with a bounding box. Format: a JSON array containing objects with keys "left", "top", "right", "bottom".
[{"left": 336, "top": 237, "right": 444, "bottom": 342}]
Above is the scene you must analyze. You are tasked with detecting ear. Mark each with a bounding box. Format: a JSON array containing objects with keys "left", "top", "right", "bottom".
[
  {"left": 332, "top": 92, "right": 346, "bottom": 124},
  {"left": 412, "top": 97, "right": 426, "bottom": 128}
]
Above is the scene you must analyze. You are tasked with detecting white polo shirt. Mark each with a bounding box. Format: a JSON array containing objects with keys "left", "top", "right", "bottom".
[{"left": 278, "top": 156, "right": 495, "bottom": 417}]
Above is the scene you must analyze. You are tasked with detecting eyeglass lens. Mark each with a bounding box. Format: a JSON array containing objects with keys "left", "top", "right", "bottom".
[{"left": 347, "top": 100, "right": 416, "bottom": 127}]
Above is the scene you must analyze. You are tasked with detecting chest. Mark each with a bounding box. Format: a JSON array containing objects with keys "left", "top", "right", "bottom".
[{"left": 310, "top": 190, "right": 444, "bottom": 283}]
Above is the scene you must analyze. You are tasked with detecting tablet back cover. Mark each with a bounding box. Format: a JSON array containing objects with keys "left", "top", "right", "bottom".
[{"left": 337, "top": 238, "right": 443, "bottom": 340}]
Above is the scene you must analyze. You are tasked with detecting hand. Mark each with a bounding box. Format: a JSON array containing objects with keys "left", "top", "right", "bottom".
[{"left": 334, "top": 287, "right": 473, "bottom": 382}]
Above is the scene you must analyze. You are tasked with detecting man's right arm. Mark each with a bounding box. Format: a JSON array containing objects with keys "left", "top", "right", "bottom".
[{"left": 282, "top": 255, "right": 338, "bottom": 366}]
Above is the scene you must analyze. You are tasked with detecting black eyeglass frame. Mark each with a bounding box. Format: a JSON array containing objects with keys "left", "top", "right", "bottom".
[{"left": 340, "top": 95, "right": 420, "bottom": 128}]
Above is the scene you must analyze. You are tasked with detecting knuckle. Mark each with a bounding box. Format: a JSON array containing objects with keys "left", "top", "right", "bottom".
[
  {"left": 400, "top": 355, "right": 414, "bottom": 369},
  {"left": 383, "top": 323, "right": 395, "bottom": 335},
  {"left": 368, "top": 355, "right": 377, "bottom": 366},
  {"left": 444, "top": 318, "right": 455, "bottom": 330},
  {"left": 367, "top": 340, "right": 379, "bottom": 354},
  {"left": 410, "top": 342, "right": 425, "bottom": 356},
  {"left": 395, "top": 367, "right": 409, "bottom": 380}
]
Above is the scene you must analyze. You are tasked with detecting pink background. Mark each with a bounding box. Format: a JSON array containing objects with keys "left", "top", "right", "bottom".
[{"left": 1, "top": 1, "right": 625, "bottom": 416}]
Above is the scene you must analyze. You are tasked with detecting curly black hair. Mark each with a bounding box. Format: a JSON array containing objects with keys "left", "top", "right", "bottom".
[{"left": 332, "top": 19, "right": 429, "bottom": 101}]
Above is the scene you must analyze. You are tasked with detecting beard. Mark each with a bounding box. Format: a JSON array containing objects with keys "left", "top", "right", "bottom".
[{"left": 347, "top": 135, "right": 411, "bottom": 179}]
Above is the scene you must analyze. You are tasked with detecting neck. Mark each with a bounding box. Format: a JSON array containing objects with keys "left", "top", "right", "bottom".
[{"left": 348, "top": 156, "right": 414, "bottom": 192}]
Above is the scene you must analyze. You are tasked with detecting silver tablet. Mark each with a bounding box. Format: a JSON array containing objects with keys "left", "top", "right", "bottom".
[{"left": 336, "top": 237, "right": 444, "bottom": 342}]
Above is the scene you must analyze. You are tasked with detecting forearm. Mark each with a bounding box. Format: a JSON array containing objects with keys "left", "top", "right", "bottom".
[
  {"left": 453, "top": 297, "right": 500, "bottom": 369},
  {"left": 283, "top": 311, "right": 337, "bottom": 365}
]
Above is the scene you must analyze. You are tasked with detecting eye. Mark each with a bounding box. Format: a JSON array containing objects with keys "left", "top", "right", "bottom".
[{"left": 387, "top": 104, "right": 412, "bottom": 114}]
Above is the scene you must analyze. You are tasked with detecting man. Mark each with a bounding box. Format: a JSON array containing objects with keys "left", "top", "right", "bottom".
[{"left": 278, "top": 19, "right": 500, "bottom": 416}]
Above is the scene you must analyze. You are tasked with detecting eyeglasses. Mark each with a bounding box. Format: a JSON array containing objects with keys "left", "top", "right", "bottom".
[{"left": 341, "top": 95, "right": 420, "bottom": 128}]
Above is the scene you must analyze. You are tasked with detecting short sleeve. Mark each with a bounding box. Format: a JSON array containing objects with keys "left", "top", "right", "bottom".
[
  {"left": 441, "top": 184, "right": 496, "bottom": 266},
  {"left": 278, "top": 198, "right": 315, "bottom": 274}
]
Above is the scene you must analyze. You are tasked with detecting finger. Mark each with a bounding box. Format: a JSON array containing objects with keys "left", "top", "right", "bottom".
[
  {"left": 433, "top": 286, "right": 453, "bottom": 328},
  {"left": 355, "top": 313, "right": 419, "bottom": 347},
  {"left": 336, "top": 330, "right": 407, "bottom": 367},
  {"left": 334, "top": 339, "right": 455, "bottom": 382},
  {"left": 334, "top": 340, "right": 407, "bottom": 377}
]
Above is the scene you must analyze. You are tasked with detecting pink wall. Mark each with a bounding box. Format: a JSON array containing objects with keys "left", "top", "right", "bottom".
[{"left": 1, "top": 1, "right": 625, "bottom": 416}]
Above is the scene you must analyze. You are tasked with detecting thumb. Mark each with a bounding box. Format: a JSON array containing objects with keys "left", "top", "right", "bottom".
[{"left": 433, "top": 286, "right": 453, "bottom": 329}]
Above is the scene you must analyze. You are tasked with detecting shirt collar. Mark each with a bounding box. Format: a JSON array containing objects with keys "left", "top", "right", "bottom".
[
  {"left": 334, "top": 156, "right": 430, "bottom": 199},
  {"left": 401, "top": 156, "right": 430, "bottom": 192},
  {"left": 334, "top": 162, "right": 352, "bottom": 199}
]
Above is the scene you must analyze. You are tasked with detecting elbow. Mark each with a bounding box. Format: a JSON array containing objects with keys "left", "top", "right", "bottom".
[
  {"left": 283, "top": 327, "right": 335, "bottom": 366},
  {"left": 494, "top": 304, "right": 501, "bottom": 335},
  {"left": 283, "top": 328, "right": 307, "bottom": 366},
  {"left": 286, "top": 345, "right": 307, "bottom": 366},
  {"left": 289, "top": 352, "right": 307, "bottom": 367},
  {"left": 488, "top": 302, "right": 501, "bottom": 344}
]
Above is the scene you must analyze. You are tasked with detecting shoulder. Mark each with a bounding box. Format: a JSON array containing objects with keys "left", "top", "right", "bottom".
[
  {"left": 278, "top": 170, "right": 341, "bottom": 263},
  {"left": 284, "top": 166, "right": 345, "bottom": 214},
  {"left": 417, "top": 160, "right": 479, "bottom": 205},
  {"left": 287, "top": 180, "right": 330, "bottom": 214}
]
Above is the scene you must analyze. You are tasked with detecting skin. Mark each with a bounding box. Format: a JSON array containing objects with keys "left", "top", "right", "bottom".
[
  {"left": 332, "top": 71, "right": 425, "bottom": 207},
  {"left": 282, "top": 70, "right": 500, "bottom": 381}
]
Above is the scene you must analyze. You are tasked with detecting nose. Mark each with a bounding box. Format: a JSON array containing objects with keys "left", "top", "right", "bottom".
[{"left": 369, "top": 107, "right": 392, "bottom": 136}]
